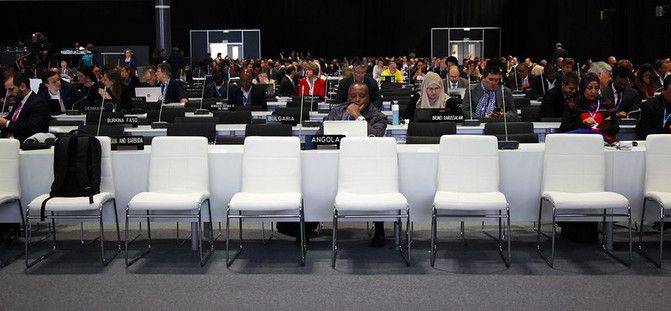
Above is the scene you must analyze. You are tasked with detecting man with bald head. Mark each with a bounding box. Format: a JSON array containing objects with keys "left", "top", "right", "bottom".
[
  {"left": 229, "top": 71, "right": 268, "bottom": 110},
  {"left": 443, "top": 65, "right": 469, "bottom": 90}
]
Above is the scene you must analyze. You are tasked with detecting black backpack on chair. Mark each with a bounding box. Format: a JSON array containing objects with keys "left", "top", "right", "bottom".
[{"left": 40, "top": 130, "right": 102, "bottom": 221}]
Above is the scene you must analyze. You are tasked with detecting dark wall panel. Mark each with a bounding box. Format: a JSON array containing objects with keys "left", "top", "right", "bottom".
[{"left": 1, "top": 1, "right": 155, "bottom": 52}]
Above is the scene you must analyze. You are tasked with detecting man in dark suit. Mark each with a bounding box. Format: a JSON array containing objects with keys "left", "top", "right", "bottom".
[
  {"left": 0, "top": 72, "right": 50, "bottom": 142},
  {"left": 444, "top": 65, "right": 469, "bottom": 90},
  {"left": 539, "top": 72, "right": 578, "bottom": 119},
  {"left": 529, "top": 64, "right": 562, "bottom": 100},
  {"left": 38, "top": 70, "right": 88, "bottom": 114},
  {"left": 229, "top": 71, "right": 267, "bottom": 110},
  {"left": 337, "top": 63, "right": 379, "bottom": 106},
  {"left": 636, "top": 75, "right": 671, "bottom": 139},
  {"left": 203, "top": 70, "right": 228, "bottom": 99},
  {"left": 652, "top": 59, "right": 670, "bottom": 90},
  {"left": 601, "top": 65, "right": 643, "bottom": 118},
  {"left": 278, "top": 65, "right": 297, "bottom": 97},
  {"left": 464, "top": 65, "right": 519, "bottom": 121},
  {"left": 156, "top": 63, "right": 188, "bottom": 103},
  {"left": 506, "top": 63, "right": 532, "bottom": 94}
]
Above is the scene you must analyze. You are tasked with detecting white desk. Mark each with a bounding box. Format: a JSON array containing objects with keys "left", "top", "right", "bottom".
[
  {"left": 2, "top": 144, "right": 645, "bottom": 224},
  {"left": 49, "top": 122, "right": 637, "bottom": 143}
]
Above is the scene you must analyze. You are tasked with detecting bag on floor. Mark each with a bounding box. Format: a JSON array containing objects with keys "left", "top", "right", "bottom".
[{"left": 40, "top": 130, "right": 101, "bottom": 221}]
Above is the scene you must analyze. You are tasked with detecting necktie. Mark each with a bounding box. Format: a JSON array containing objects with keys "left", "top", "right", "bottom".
[
  {"left": 616, "top": 91, "right": 622, "bottom": 109},
  {"left": 12, "top": 101, "right": 24, "bottom": 122}
]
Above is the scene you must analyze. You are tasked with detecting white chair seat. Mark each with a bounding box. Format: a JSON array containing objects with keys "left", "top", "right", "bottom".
[
  {"left": 28, "top": 192, "right": 114, "bottom": 212},
  {"left": 229, "top": 192, "right": 301, "bottom": 211},
  {"left": 646, "top": 191, "right": 671, "bottom": 208},
  {"left": 0, "top": 193, "right": 19, "bottom": 205},
  {"left": 542, "top": 191, "right": 629, "bottom": 210},
  {"left": 335, "top": 192, "right": 408, "bottom": 212},
  {"left": 434, "top": 191, "right": 507, "bottom": 210},
  {"left": 128, "top": 192, "right": 209, "bottom": 211}
]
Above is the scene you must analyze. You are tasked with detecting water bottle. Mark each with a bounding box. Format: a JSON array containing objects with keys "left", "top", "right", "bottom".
[{"left": 392, "top": 102, "right": 400, "bottom": 126}]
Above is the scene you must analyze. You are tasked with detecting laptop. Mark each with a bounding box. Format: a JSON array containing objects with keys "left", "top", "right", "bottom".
[
  {"left": 134, "top": 87, "right": 162, "bottom": 102},
  {"left": 323, "top": 120, "right": 368, "bottom": 137}
]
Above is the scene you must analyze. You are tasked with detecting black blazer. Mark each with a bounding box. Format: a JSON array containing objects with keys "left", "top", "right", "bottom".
[
  {"left": 111, "top": 85, "right": 133, "bottom": 112},
  {"left": 203, "top": 82, "right": 228, "bottom": 99},
  {"left": 278, "top": 76, "right": 297, "bottom": 97},
  {"left": 2, "top": 92, "right": 51, "bottom": 142},
  {"left": 600, "top": 83, "right": 642, "bottom": 114},
  {"left": 529, "top": 75, "right": 562, "bottom": 100},
  {"left": 161, "top": 78, "right": 188, "bottom": 103},
  {"left": 229, "top": 84, "right": 268, "bottom": 110},
  {"left": 337, "top": 76, "right": 380, "bottom": 104},
  {"left": 38, "top": 79, "right": 88, "bottom": 113},
  {"left": 539, "top": 86, "right": 567, "bottom": 118},
  {"left": 636, "top": 95, "right": 671, "bottom": 139}
]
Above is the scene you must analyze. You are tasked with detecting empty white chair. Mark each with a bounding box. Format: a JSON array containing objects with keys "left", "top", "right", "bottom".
[
  {"left": 0, "top": 139, "right": 23, "bottom": 268},
  {"left": 431, "top": 135, "right": 510, "bottom": 267},
  {"left": 26, "top": 137, "right": 121, "bottom": 268},
  {"left": 639, "top": 134, "right": 671, "bottom": 267},
  {"left": 537, "top": 134, "right": 632, "bottom": 267},
  {"left": 332, "top": 137, "right": 410, "bottom": 267},
  {"left": 125, "top": 136, "right": 213, "bottom": 267},
  {"left": 227, "top": 136, "right": 304, "bottom": 266}
]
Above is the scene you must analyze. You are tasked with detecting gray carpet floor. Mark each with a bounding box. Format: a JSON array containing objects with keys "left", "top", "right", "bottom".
[{"left": 0, "top": 221, "right": 670, "bottom": 310}]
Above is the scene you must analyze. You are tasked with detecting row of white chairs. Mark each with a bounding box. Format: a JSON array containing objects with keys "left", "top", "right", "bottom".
[{"left": 0, "top": 134, "right": 669, "bottom": 269}]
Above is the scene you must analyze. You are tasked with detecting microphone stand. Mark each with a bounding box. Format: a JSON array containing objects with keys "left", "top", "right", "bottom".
[
  {"left": 463, "top": 70, "right": 480, "bottom": 126},
  {"left": 1, "top": 93, "right": 8, "bottom": 117},
  {"left": 96, "top": 88, "right": 107, "bottom": 136},
  {"left": 298, "top": 85, "right": 305, "bottom": 140},
  {"left": 150, "top": 95, "right": 168, "bottom": 128},
  {"left": 497, "top": 84, "right": 519, "bottom": 149},
  {"left": 194, "top": 75, "right": 210, "bottom": 115}
]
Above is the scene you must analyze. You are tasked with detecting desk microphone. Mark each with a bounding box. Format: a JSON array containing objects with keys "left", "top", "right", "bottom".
[
  {"left": 194, "top": 75, "right": 210, "bottom": 115},
  {"left": 67, "top": 93, "right": 89, "bottom": 114},
  {"left": 150, "top": 94, "right": 168, "bottom": 128},
  {"left": 463, "top": 70, "right": 480, "bottom": 126},
  {"left": 96, "top": 87, "right": 107, "bottom": 136},
  {"left": 577, "top": 62, "right": 581, "bottom": 79},
  {"left": 299, "top": 84, "right": 306, "bottom": 125},
  {"left": 497, "top": 84, "right": 519, "bottom": 150},
  {"left": 541, "top": 73, "right": 546, "bottom": 95}
]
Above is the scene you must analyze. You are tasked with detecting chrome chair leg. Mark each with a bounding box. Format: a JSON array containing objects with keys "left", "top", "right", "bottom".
[
  {"left": 25, "top": 210, "right": 57, "bottom": 269},
  {"left": 430, "top": 208, "right": 437, "bottom": 267},
  {"left": 331, "top": 207, "right": 338, "bottom": 268},
  {"left": 299, "top": 205, "right": 306, "bottom": 266},
  {"left": 225, "top": 208, "right": 243, "bottom": 267}
]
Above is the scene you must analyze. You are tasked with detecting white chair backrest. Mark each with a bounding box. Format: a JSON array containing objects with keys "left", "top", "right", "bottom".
[
  {"left": 542, "top": 134, "right": 605, "bottom": 193},
  {"left": 645, "top": 134, "right": 671, "bottom": 193},
  {"left": 241, "top": 136, "right": 301, "bottom": 193},
  {"left": 0, "top": 139, "right": 20, "bottom": 196},
  {"left": 97, "top": 137, "right": 115, "bottom": 195},
  {"left": 338, "top": 137, "right": 399, "bottom": 194},
  {"left": 148, "top": 137, "right": 209, "bottom": 193},
  {"left": 437, "top": 135, "right": 499, "bottom": 192}
]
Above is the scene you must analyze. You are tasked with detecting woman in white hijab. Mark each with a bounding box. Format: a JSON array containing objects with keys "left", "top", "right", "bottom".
[
  {"left": 404, "top": 71, "right": 461, "bottom": 120},
  {"left": 417, "top": 71, "right": 449, "bottom": 108}
]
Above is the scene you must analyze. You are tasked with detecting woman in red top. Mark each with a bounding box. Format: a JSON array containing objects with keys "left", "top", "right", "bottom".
[
  {"left": 297, "top": 62, "right": 325, "bottom": 96},
  {"left": 559, "top": 72, "right": 620, "bottom": 142}
]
